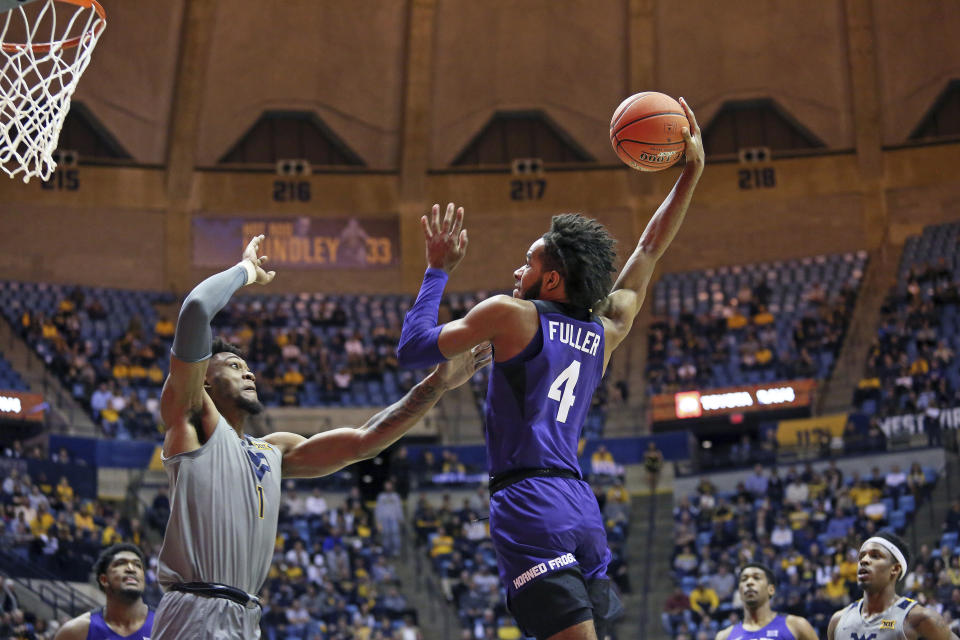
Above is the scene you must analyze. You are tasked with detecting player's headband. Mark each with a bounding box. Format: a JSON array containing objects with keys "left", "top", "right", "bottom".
[{"left": 861, "top": 537, "right": 907, "bottom": 581}]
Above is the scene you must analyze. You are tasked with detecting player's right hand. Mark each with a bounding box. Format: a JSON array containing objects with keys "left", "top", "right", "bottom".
[
  {"left": 421, "top": 202, "right": 468, "bottom": 273},
  {"left": 243, "top": 234, "right": 277, "bottom": 285},
  {"left": 679, "top": 97, "right": 705, "bottom": 171},
  {"left": 434, "top": 341, "right": 492, "bottom": 390}
]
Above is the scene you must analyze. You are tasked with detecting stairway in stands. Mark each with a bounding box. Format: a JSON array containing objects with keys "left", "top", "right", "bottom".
[
  {"left": 621, "top": 490, "right": 674, "bottom": 640},
  {"left": 0, "top": 316, "right": 98, "bottom": 436},
  {"left": 818, "top": 245, "right": 901, "bottom": 415},
  {"left": 393, "top": 529, "right": 459, "bottom": 639}
]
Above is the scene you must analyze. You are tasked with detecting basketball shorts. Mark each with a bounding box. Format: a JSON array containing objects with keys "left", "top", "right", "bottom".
[
  {"left": 490, "top": 476, "right": 620, "bottom": 638},
  {"left": 152, "top": 589, "right": 261, "bottom": 639}
]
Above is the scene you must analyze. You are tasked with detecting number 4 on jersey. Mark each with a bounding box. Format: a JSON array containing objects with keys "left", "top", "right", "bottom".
[{"left": 548, "top": 361, "right": 581, "bottom": 423}]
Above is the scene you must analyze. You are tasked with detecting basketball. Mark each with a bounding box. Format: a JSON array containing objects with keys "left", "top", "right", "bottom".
[{"left": 610, "top": 91, "right": 688, "bottom": 172}]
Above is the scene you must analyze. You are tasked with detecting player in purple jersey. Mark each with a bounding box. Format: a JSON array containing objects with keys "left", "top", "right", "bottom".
[
  {"left": 397, "top": 98, "right": 704, "bottom": 640},
  {"left": 54, "top": 543, "right": 155, "bottom": 640},
  {"left": 715, "top": 563, "right": 816, "bottom": 640}
]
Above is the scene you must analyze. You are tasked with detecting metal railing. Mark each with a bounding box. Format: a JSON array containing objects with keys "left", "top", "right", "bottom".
[{"left": 0, "top": 549, "right": 100, "bottom": 619}]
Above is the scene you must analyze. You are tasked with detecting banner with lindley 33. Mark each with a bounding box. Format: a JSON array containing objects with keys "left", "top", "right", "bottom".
[{"left": 192, "top": 216, "right": 399, "bottom": 269}]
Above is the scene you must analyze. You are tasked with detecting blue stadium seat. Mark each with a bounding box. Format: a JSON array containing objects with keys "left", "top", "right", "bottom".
[
  {"left": 942, "top": 531, "right": 959, "bottom": 550},
  {"left": 898, "top": 495, "right": 915, "bottom": 513},
  {"left": 696, "top": 531, "right": 713, "bottom": 549}
]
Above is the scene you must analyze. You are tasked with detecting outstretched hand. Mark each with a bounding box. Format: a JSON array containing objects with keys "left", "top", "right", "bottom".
[
  {"left": 243, "top": 234, "right": 277, "bottom": 285},
  {"left": 421, "top": 203, "right": 468, "bottom": 273},
  {"left": 679, "top": 97, "right": 705, "bottom": 172},
  {"left": 434, "top": 342, "right": 493, "bottom": 390}
]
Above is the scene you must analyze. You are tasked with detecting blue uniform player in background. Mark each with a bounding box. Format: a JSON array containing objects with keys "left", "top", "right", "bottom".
[
  {"left": 54, "top": 543, "right": 154, "bottom": 640},
  {"left": 397, "top": 98, "right": 704, "bottom": 640},
  {"left": 715, "top": 564, "right": 817, "bottom": 640}
]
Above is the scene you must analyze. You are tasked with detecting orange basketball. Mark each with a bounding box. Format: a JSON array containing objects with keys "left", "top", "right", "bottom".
[{"left": 610, "top": 92, "right": 688, "bottom": 171}]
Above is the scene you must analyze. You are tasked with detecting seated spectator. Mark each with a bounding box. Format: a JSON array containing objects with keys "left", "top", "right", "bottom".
[
  {"left": 743, "top": 465, "right": 769, "bottom": 500},
  {"left": 907, "top": 462, "right": 927, "bottom": 497},
  {"left": 945, "top": 500, "right": 960, "bottom": 533},
  {"left": 784, "top": 475, "right": 809, "bottom": 506},
  {"left": 771, "top": 517, "right": 794, "bottom": 550},
  {"left": 590, "top": 444, "right": 617, "bottom": 476},
  {"left": 662, "top": 586, "right": 693, "bottom": 635},
  {"left": 884, "top": 464, "right": 908, "bottom": 497},
  {"left": 689, "top": 579, "right": 719, "bottom": 623},
  {"left": 674, "top": 544, "right": 699, "bottom": 575},
  {"left": 708, "top": 563, "right": 736, "bottom": 603},
  {"left": 849, "top": 479, "right": 880, "bottom": 509},
  {"left": 675, "top": 512, "right": 697, "bottom": 550}
]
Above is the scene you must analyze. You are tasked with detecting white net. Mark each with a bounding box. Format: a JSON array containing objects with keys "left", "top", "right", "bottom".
[{"left": 0, "top": 0, "right": 105, "bottom": 182}]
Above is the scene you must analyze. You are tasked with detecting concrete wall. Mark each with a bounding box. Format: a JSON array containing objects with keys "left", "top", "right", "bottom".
[{"left": 0, "top": 2, "right": 959, "bottom": 295}]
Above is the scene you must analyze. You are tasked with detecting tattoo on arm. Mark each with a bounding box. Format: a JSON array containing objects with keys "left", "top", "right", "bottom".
[
  {"left": 917, "top": 608, "right": 956, "bottom": 640},
  {"left": 357, "top": 377, "right": 445, "bottom": 459}
]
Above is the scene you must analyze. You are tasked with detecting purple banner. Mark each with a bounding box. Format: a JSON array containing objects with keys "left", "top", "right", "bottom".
[{"left": 192, "top": 216, "right": 400, "bottom": 269}]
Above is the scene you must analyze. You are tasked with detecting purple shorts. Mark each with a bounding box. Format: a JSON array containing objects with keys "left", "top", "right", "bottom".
[{"left": 489, "top": 475, "right": 611, "bottom": 597}]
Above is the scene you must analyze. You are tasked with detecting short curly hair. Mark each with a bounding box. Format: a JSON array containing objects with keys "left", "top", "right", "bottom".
[
  {"left": 541, "top": 214, "right": 617, "bottom": 311},
  {"left": 93, "top": 543, "right": 145, "bottom": 592},
  {"left": 211, "top": 337, "right": 245, "bottom": 359}
]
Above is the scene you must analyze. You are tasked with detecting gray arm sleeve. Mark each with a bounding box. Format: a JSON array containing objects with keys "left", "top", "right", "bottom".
[{"left": 171, "top": 264, "right": 247, "bottom": 362}]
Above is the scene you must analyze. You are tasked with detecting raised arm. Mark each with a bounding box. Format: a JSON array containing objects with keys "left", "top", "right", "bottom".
[
  {"left": 265, "top": 343, "right": 492, "bottom": 478},
  {"left": 396, "top": 203, "right": 539, "bottom": 368},
  {"left": 160, "top": 235, "right": 275, "bottom": 457},
  {"left": 599, "top": 97, "right": 705, "bottom": 362}
]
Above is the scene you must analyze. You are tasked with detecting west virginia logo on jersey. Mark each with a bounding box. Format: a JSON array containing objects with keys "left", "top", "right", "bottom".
[
  {"left": 247, "top": 438, "right": 272, "bottom": 451},
  {"left": 245, "top": 448, "right": 272, "bottom": 482},
  {"left": 850, "top": 633, "right": 877, "bottom": 640}
]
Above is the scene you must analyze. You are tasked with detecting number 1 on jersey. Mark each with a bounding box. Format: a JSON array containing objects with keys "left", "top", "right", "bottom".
[{"left": 548, "top": 360, "right": 581, "bottom": 423}]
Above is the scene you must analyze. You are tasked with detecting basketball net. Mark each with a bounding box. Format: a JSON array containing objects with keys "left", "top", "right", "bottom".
[{"left": 0, "top": 0, "right": 105, "bottom": 183}]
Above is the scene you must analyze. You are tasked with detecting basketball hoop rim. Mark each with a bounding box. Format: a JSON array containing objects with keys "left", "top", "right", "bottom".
[{"left": 1, "top": 0, "right": 106, "bottom": 54}]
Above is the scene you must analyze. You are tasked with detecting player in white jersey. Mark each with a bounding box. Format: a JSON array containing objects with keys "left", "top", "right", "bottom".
[
  {"left": 153, "top": 235, "right": 490, "bottom": 639},
  {"left": 827, "top": 531, "right": 958, "bottom": 640}
]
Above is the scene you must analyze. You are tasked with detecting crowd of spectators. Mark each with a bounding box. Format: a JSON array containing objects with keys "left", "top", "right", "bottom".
[
  {"left": 924, "top": 498, "right": 960, "bottom": 636},
  {"left": 0, "top": 449, "right": 153, "bottom": 639},
  {"left": 255, "top": 483, "right": 425, "bottom": 640},
  {"left": 855, "top": 259, "right": 960, "bottom": 429},
  {"left": 6, "top": 283, "right": 429, "bottom": 439},
  {"left": 0, "top": 446, "right": 428, "bottom": 640},
  {"left": 1, "top": 442, "right": 115, "bottom": 584},
  {"left": 9, "top": 281, "right": 614, "bottom": 441},
  {"left": 647, "top": 279, "right": 857, "bottom": 396},
  {"left": 664, "top": 460, "right": 939, "bottom": 639}
]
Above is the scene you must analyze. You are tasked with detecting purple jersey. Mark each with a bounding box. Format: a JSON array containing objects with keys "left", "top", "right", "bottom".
[
  {"left": 484, "top": 300, "right": 604, "bottom": 476},
  {"left": 87, "top": 608, "right": 154, "bottom": 640},
  {"left": 484, "top": 300, "right": 610, "bottom": 598},
  {"left": 727, "top": 614, "right": 796, "bottom": 640}
]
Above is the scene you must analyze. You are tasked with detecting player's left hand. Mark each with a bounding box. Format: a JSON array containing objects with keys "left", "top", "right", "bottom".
[
  {"left": 243, "top": 234, "right": 277, "bottom": 285},
  {"left": 422, "top": 203, "right": 468, "bottom": 273},
  {"left": 679, "top": 97, "right": 705, "bottom": 172},
  {"left": 434, "top": 342, "right": 492, "bottom": 390}
]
